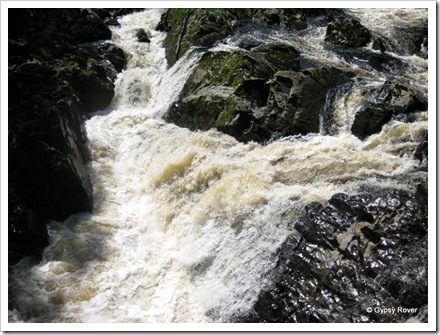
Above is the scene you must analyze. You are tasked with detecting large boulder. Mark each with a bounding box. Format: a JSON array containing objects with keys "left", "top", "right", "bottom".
[
  {"left": 240, "top": 185, "right": 428, "bottom": 322},
  {"left": 260, "top": 67, "right": 352, "bottom": 136},
  {"left": 8, "top": 8, "right": 128, "bottom": 264},
  {"left": 165, "top": 46, "right": 353, "bottom": 143},
  {"left": 351, "top": 80, "right": 427, "bottom": 140}
]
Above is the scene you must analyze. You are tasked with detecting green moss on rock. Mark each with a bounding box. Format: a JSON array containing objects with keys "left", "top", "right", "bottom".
[{"left": 159, "top": 9, "right": 237, "bottom": 67}]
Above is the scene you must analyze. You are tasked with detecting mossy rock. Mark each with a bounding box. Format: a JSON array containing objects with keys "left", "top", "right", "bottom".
[
  {"left": 55, "top": 56, "right": 114, "bottom": 114},
  {"left": 159, "top": 9, "right": 237, "bottom": 66},
  {"left": 169, "top": 85, "right": 235, "bottom": 131},
  {"left": 183, "top": 51, "right": 247, "bottom": 95},
  {"left": 165, "top": 45, "right": 300, "bottom": 142},
  {"left": 182, "top": 45, "right": 300, "bottom": 97}
]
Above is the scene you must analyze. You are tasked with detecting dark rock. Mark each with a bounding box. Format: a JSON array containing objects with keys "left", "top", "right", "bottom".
[
  {"left": 157, "top": 9, "right": 345, "bottom": 67},
  {"left": 55, "top": 57, "right": 115, "bottom": 114},
  {"left": 372, "top": 38, "right": 387, "bottom": 52},
  {"left": 374, "top": 81, "right": 427, "bottom": 114},
  {"left": 243, "top": 186, "right": 428, "bottom": 323},
  {"left": 8, "top": 8, "right": 126, "bottom": 264},
  {"left": 413, "top": 141, "right": 428, "bottom": 162},
  {"left": 394, "top": 25, "right": 428, "bottom": 56},
  {"left": 420, "top": 37, "right": 428, "bottom": 58},
  {"left": 77, "top": 41, "right": 127, "bottom": 82},
  {"left": 158, "top": 9, "right": 237, "bottom": 66},
  {"left": 136, "top": 28, "right": 151, "bottom": 43},
  {"left": 8, "top": 201, "right": 49, "bottom": 264},
  {"left": 263, "top": 67, "right": 352, "bottom": 136},
  {"left": 351, "top": 80, "right": 427, "bottom": 140},
  {"left": 370, "top": 20, "right": 427, "bottom": 58},
  {"left": 329, "top": 193, "right": 372, "bottom": 215},
  {"left": 325, "top": 18, "right": 371, "bottom": 48},
  {"left": 70, "top": 9, "right": 112, "bottom": 43},
  {"left": 351, "top": 105, "right": 394, "bottom": 140},
  {"left": 294, "top": 202, "right": 352, "bottom": 249},
  {"left": 93, "top": 8, "right": 144, "bottom": 27},
  {"left": 166, "top": 47, "right": 353, "bottom": 143},
  {"left": 415, "top": 182, "right": 428, "bottom": 218}
]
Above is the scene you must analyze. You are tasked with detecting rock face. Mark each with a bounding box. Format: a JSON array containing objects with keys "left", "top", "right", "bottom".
[
  {"left": 165, "top": 46, "right": 353, "bottom": 143},
  {"left": 351, "top": 80, "right": 427, "bottom": 140},
  {"left": 239, "top": 185, "right": 428, "bottom": 323},
  {"left": 8, "top": 9, "right": 127, "bottom": 264}
]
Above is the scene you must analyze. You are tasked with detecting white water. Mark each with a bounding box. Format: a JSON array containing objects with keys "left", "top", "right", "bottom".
[{"left": 9, "top": 9, "right": 428, "bottom": 323}]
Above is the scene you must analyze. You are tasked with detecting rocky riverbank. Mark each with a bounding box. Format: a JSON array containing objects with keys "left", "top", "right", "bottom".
[
  {"left": 8, "top": 9, "right": 136, "bottom": 264},
  {"left": 237, "top": 184, "right": 428, "bottom": 322}
]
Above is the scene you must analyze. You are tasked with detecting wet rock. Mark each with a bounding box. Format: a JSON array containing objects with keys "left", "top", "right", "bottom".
[
  {"left": 294, "top": 202, "right": 352, "bottom": 249},
  {"left": 249, "top": 8, "right": 324, "bottom": 30},
  {"left": 351, "top": 105, "right": 394, "bottom": 140},
  {"left": 263, "top": 67, "right": 352, "bottom": 136},
  {"left": 77, "top": 41, "right": 127, "bottom": 82},
  {"left": 242, "top": 186, "right": 428, "bottom": 323},
  {"left": 158, "top": 9, "right": 238, "bottom": 66},
  {"left": 165, "top": 47, "right": 296, "bottom": 142},
  {"left": 136, "top": 28, "right": 151, "bottom": 43},
  {"left": 372, "top": 37, "right": 387, "bottom": 52},
  {"left": 93, "top": 8, "right": 144, "bottom": 27},
  {"left": 413, "top": 141, "right": 428, "bottom": 162},
  {"left": 8, "top": 8, "right": 126, "bottom": 264},
  {"left": 166, "top": 47, "right": 353, "bottom": 143},
  {"left": 420, "top": 37, "right": 428, "bottom": 58},
  {"left": 8, "top": 200, "right": 49, "bottom": 265},
  {"left": 55, "top": 57, "right": 115, "bottom": 114},
  {"left": 325, "top": 18, "right": 371, "bottom": 48},
  {"left": 351, "top": 80, "right": 427, "bottom": 140},
  {"left": 158, "top": 9, "right": 344, "bottom": 67},
  {"left": 70, "top": 9, "right": 112, "bottom": 43},
  {"left": 393, "top": 25, "right": 428, "bottom": 57}
]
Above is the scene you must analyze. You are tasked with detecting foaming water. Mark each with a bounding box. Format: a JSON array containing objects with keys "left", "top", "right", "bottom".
[{"left": 9, "top": 9, "right": 427, "bottom": 323}]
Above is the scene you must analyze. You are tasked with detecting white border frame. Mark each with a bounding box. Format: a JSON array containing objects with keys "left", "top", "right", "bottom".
[{"left": 1, "top": 1, "right": 436, "bottom": 332}]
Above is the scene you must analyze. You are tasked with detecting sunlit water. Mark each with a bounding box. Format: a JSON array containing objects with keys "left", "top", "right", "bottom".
[{"left": 9, "top": 9, "right": 428, "bottom": 323}]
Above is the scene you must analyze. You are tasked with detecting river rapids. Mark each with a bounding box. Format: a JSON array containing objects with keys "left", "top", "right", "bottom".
[{"left": 8, "top": 7, "right": 431, "bottom": 326}]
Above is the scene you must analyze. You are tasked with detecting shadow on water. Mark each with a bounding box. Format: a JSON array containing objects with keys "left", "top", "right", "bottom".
[{"left": 8, "top": 166, "right": 116, "bottom": 322}]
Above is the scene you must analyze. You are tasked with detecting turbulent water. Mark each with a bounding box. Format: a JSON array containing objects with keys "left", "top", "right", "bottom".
[{"left": 9, "top": 9, "right": 428, "bottom": 323}]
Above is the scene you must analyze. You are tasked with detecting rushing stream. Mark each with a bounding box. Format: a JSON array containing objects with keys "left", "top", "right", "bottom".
[{"left": 8, "top": 8, "right": 428, "bottom": 323}]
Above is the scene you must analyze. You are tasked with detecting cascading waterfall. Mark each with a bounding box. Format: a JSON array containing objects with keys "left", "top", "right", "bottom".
[{"left": 8, "top": 8, "right": 428, "bottom": 323}]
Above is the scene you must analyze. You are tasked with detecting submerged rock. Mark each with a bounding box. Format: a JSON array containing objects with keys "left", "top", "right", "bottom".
[{"left": 240, "top": 186, "right": 428, "bottom": 323}]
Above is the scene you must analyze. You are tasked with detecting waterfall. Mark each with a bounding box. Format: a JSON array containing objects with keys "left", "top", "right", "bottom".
[{"left": 8, "top": 8, "right": 428, "bottom": 325}]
